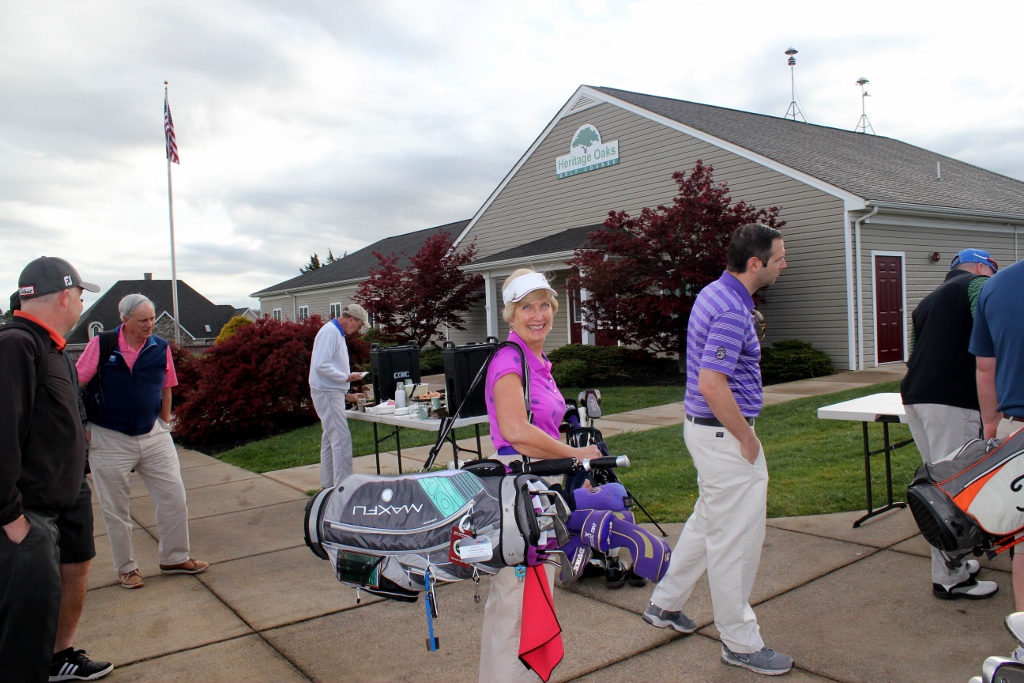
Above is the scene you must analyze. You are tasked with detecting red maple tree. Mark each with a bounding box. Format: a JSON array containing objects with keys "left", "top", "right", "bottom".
[
  {"left": 173, "top": 315, "right": 369, "bottom": 445},
  {"left": 567, "top": 161, "right": 784, "bottom": 368},
  {"left": 355, "top": 230, "right": 483, "bottom": 346}
]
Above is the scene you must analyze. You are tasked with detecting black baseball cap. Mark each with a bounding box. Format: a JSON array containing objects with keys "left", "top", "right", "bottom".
[
  {"left": 18, "top": 256, "right": 99, "bottom": 299},
  {"left": 9, "top": 291, "right": 20, "bottom": 312}
]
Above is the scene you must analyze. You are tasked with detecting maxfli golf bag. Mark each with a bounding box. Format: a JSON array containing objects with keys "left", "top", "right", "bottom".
[
  {"left": 908, "top": 426, "right": 1024, "bottom": 563},
  {"left": 304, "top": 467, "right": 570, "bottom": 602}
]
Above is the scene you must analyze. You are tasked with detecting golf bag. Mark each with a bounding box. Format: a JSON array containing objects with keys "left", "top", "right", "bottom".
[
  {"left": 908, "top": 425, "right": 1024, "bottom": 560},
  {"left": 304, "top": 468, "right": 570, "bottom": 602},
  {"left": 560, "top": 486, "right": 672, "bottom": 584}
]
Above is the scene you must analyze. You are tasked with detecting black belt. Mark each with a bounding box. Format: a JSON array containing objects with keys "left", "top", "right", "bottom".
[
  {"left": 1006, "top": 415, "right": 1024, "bottom": 423},
  {"left": 686, "top": 414, "right": 755, "bottom": 428}
]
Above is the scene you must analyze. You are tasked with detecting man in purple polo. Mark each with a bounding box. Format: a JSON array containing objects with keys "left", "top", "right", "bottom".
[{"left": 642, "top": 223, "right": 793, "bottom": 676}]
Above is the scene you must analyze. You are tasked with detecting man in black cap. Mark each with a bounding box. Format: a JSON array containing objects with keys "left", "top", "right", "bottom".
[
  {"left": 901, "top": 248, "right": 999, "bottom": 600},
  {"left": 0, "top": 257, "right": 111, "bottom": 682}
]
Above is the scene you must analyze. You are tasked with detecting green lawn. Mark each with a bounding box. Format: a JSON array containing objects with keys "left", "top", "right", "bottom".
[
  {"left": 215, "top": 380, "right": 919, "bottom": 523},
  {"left": 215, "top": 384, "right": 685, "bottom": 473},
  {"left": 610, "top": 380, "right": 919, "bottom": 522}
]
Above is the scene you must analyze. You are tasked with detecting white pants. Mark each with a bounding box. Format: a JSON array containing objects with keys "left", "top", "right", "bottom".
[
  {"left": 89, "top": 420, "right": 190, "bottom": 575},
  {"left": 650, "top": 420, "right": 768, "bottom": 654},
  {"left": 903, "top": 403, "right": 982, "bottom": 585},
  {"left": 479, "top": 564, "right": 556, "bottom": 683},
  {"left": 311, "top": 389, "right": 353, "bottom": 488}
]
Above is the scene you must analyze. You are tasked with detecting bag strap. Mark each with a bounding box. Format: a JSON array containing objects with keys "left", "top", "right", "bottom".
[
  {"left": 88, "top": 329, "right": 120, "bottom": 408},
  {"left": 424, "top": 341, "right": 532, "bottom": 470}
]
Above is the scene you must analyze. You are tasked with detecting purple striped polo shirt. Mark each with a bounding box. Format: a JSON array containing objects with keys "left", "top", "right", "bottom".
[{"left": 683, "top": 270, "right": 763, "bottom": 419}]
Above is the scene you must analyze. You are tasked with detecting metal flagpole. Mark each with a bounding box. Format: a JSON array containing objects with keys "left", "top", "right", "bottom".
[{"left": 164, "top": 81, "right": 181, "bottom": 345}]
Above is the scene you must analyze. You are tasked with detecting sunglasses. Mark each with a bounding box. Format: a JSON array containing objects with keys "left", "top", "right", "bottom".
[{"left": 752, "top": 309, "right": 767, "bottom": 341}]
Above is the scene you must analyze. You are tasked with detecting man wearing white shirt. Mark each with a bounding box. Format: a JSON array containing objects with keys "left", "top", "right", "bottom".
[{"left": 310, "top": 304, "right": 369, "bottom": 488}]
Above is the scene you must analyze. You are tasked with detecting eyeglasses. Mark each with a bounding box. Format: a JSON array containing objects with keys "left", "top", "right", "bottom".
[{"left": 752, "top": 309, "right": 767, "bottom": 341}]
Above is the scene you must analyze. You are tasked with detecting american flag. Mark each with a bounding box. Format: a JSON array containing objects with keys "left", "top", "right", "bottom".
[{"left": 164, "top": 93, "right": 179, "bottom": 164}]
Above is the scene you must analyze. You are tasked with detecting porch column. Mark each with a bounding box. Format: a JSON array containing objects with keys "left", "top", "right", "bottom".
[
  {"left": 580, "top": 288, "right": 591, "bottom": 345},
  {"left": 484, "top": 274, "right": 499, "bottom": 339}
]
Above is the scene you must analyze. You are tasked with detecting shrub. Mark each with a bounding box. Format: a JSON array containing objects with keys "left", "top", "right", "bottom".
[
  {"left": 760, "top": 339, "right": 834, "bottom": 385},
  {"left": 547, "top": 344, "right": 677, "bottom": 385},
  {"left": 174, "top": 315, "right": 371, "bottom": 446},
  {"left": 420, "top": 345, "right": 444, "bottom": 375},
  {"left": 552, "top": 359, "right": 589, "bottom": 387},
  {"left": 169, "top": 344, "right": 202, "bottom": 409},
  {"left": 215, "top": 316, "right": 253, "bottom": 344}
]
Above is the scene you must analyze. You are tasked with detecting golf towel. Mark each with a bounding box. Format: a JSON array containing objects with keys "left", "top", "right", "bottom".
[{"left": 518, "top": 564, "right": 563, "bottom": 682}]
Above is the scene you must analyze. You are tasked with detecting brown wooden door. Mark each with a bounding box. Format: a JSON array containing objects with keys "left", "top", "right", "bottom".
[
  {"left": 874, "top": 255, "right": 904, "bottom": 363},
  {"left": 568, "top": 288, "right": 582, "bottom": 345}
]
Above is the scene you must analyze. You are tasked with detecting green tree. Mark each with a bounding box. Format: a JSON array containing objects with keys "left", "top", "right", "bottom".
[
  {"left": 572, "top": 126, "right": 601, "bottom": 152},
  {"left": 300, "top": 253, "right": 322, "bottom": 274}
]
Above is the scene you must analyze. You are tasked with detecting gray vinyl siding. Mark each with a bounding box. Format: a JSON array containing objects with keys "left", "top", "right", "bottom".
[
  {"left": 443, "top": 288, "right": 491, "bottom": 346},
  {"left": 258, "top": 284, "right": 361, "bottom": 323},
  {"left": 446, "top": 274, "right": 571, "bottom": 355},
  {"left": 856, "top": 221, "right": 1019, "bottom": 366},
  {"left": 260, "top": 294, "right": 293, "bottom": 320},
  {"left": 466, "top": 102, "right": 855, "bottom": 368}
]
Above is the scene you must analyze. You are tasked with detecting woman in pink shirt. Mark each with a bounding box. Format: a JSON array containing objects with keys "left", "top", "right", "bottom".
[{"left": 478, "top": 269, "right": 600, "bottom": 683}]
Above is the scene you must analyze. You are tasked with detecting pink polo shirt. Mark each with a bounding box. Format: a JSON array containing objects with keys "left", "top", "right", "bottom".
[
  {"left": 484, "top": 330, "right": 567, "bottom": 451},
  {"left": 76, "top": 326, "right": 178, "bottom": 388}
]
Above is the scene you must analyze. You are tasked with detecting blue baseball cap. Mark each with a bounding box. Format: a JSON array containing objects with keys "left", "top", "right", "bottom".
[{"left": 950, "top": 248, "right": 998, "bottom": 272}]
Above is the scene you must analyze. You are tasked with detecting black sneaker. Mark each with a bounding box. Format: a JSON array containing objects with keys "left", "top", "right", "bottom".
[
  {"left": 605, "top": 557, "right": 627, "bottom": 589},
  {"left": 627, "top": 569, "right": 648, "bottom": 588},
  {"left": 50, "top": 648, "right": 113, "bottom": 681}
]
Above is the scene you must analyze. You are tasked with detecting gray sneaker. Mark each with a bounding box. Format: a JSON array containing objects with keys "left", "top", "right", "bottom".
[
  {"left": 642, "top": 603, "right": 696, "bottom": 633},
  {"left": 721, "top": 644, "right": 794, "bottom": 676}
]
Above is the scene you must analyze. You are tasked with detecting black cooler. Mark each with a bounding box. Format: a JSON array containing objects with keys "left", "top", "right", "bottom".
[
  {"left": 370, "top": 343, "right": 421, "bottom": 404},
  {"left": 442, "top": 337, "right": 499, "bottom": 417}
]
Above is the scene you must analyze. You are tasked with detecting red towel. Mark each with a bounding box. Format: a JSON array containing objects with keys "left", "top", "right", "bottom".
[{"left": 518, "top": 565, "right": 564, "bottom": 682}]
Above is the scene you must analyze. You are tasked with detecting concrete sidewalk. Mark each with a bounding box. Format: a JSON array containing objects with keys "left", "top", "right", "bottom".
[{"left": 77, "top": 363, "right": 1014, "bottom": 682}]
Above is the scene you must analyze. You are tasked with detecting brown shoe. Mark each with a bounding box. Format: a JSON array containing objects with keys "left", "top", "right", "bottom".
[
  {"left": 159, "top": 558, "right": 209, "bottom": 574},
  {"left": 119, "top": 569, "right": 144, "bottom": 589}
]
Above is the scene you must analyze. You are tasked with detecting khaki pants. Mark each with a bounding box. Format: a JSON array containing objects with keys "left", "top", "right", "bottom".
[
  {"left": 311, "top": 389, "right": 353, "bottom": 488},
  {"left": 903, "top": 403, "right": 982, "bottom": 585},
  {"left": 89, "top": 420, "right": 190, "bottom": 575},
  {"left": 479, "top": 564, "right": 556, "bottom": 683},
  {"left": 650, "top": 420, "right": 768, "bottom": 654}
]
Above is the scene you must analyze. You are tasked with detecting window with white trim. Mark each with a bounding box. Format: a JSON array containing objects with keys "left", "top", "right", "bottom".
[
  {"left": 298, "top": 306, "right": 309, "bottom": 320},
  {"left": 329, "top": 302, "right": 342, "bottom": 319},
  {"left": 272, "top": 309, "right": 282, "bottom": 321},
  {"left": 88, "top": 321, "right": 103, "bottom": 339}
]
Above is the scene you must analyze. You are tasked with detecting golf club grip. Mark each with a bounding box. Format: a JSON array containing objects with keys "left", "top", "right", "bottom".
[
  {"left": 583, "top": 455, "right": 630, "bottom": 471},
  {"left": 523, "top": 458, "right": 579, "bottom": 476}
]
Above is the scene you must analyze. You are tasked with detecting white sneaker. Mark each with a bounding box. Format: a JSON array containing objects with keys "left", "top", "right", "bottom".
[
  {"left": 1012, "top": 646, "right": 1024, "bottom": 663},
  {"left": 933, "top": 576, "right": 998, "bottom": 600}
]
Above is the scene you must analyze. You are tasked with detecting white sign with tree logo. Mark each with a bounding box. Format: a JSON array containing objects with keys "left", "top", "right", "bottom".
[{"left": 555, "top": 124, "right": 619, "bottom": 179}]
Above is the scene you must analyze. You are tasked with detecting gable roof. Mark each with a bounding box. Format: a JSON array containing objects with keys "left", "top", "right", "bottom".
[
  {"left": 594, "top": 86, "right": 1024, "bottom": 216},
  {"left": 67, "top": 279, "right": 238, "bottom": 345},
  {"left": 251, "top": 219, "right": 471, "bottom": 297},
  {"left": 472, "top": 225, "right": 604, "bottom": 266}
]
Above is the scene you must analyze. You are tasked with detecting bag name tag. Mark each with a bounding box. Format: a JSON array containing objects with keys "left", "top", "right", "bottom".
[
  {"left": 449, "top": 527, "right": 473, "bottom": 568},
  {"left": 458, "top": 538, "right": 493, "bottom": 562}
]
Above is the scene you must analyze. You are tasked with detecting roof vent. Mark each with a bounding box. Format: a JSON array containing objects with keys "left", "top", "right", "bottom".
[
  {"left": 569, "top": 95, "right": 599, "bottom": 114},
  {"left": 144, "top": 273, "right": 153, "bottom": 281}
]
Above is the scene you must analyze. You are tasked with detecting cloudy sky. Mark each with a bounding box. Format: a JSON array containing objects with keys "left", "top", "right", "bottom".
[{"left": 3, "top": 0, "right": 1022, "bottom": 311}]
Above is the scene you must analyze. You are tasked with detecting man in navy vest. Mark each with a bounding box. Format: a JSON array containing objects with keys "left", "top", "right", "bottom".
[
  {"left": 310, "top": 303, "right": 368, "bottom": 488},
  {"left": 901, "top": 248, "right": 999, "bottom": 600},
  {"left": 77, "top": 294, "right": 207, "bottom": 589}
]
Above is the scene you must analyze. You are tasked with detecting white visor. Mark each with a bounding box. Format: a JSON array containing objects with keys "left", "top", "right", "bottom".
[{"left": 502, "top": 272, "right": 556, "bottom": 305}]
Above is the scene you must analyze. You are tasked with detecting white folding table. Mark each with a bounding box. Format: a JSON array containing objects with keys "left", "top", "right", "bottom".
[
  {"left": 345, "top": 410, "right": 489, "bottom": 474},
  {"left": 817, "top": 392, "right": 912, "bottom": 527}
]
